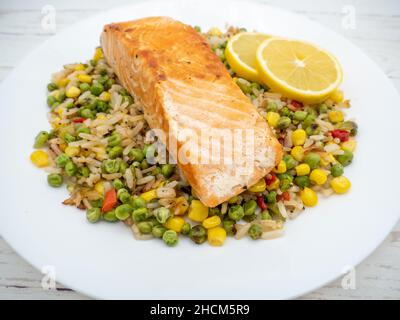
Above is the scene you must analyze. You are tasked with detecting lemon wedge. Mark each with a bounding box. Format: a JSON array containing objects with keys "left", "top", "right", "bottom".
[
  {"left": 256, "top": 38, "right": 342, "bottom": 103},
  {"left": 225, "top": 32, "right": 270, "bottom": 82}
]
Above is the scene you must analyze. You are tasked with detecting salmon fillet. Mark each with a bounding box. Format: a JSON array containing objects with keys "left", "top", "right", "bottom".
[{"left": 101, "top": 17, "right": 283, "bottom": 207}]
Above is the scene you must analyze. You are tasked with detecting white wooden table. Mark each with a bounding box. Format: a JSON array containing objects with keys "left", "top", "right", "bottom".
[{"left": 1, "top": 0, "right": 399, "bottom": 300}]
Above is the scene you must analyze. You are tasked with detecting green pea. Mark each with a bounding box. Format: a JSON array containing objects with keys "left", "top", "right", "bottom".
[
  {"left": 228, "top": 205, "right": 245, "bottom": 221},
  {"left": 120, "top": 162, "right": 128, "bottom": 175},
  {"left": 108, "top": 146, "right": 123, "bottom": 159},
  {"left": 302, "top": 114, "right": 316, "bottom": 128},
  {"left": 266, "top": 101, "right": 278, "bottom": 112},
  {"left": 261, "top": 210, "right": 271, "bottom": 220},
  {"left": 228, "top": 196, "right": 239, "bottom": 204},
  {"left": 337, "top": 150, "right": 353, "bottom": 167},
  {"left": 294, "top": 111, "right": 308, "bottom": 121},
  {"left": 47, "top": 82, "right": 58, "bottom": 91},
  {"left": 338, "top": 121, "right": 358, "bottom": 136},
  {"left": 318, "top": 103, "right": 329, "bottom": 114},
  {"left": 47, "top": 173, "right": 63, "bottom": 187},
  {"left": 63, "top": 133, "right": 76, "bottom": 143},
  {"left": 161, "top": 164, "right": 174, "bottom": 178},
  {"left": 280, "top": 179, "right": 292, "bottom": 192},
  {"left": 96, "top": 101, "right": 109, "bottom": 113},
  {"left": 79, "top": 83, "right": 90, "bottom": 92},
  {"left": 34, "top": 131, "right": 49, "bottom": 148},
  {"left": 99, "top": 68, "right": 108, "bottom": 76},
  {"left": 65, "top": 101, "right": 74, "bottom": 109},
  {"left": 181, "top": 222, "right": 191, "bottom": 235},
  {"left": 103, "top": 159, "right": 120, "bottom": 174},
  {"left": 154, "top": 207, "right": 170, "bottom": 224},
  {"left": 243, "top": 214, "right": 257, "bottom": 222},
  {"left": 295, "top": 176, "right": 310, "bottom": 188},
  {"left": 248, "top": 224, "right": 263, "bottom": 240},
  {"left": 236, "top": 78, "right": 252, "bottom": 94},
  {"left": 304, "top": 152, "right": 321, "bottom": 169},
  {"left": 79, "top": 166, "right": 90, "bottom": 177},
  {"left": 266, "top": 191, "right": 277, "bottom": 204},
  {"left": 331, "top": 163, "right": 344, "bottom": 177},
  {"left": 305, "top": 124, "right": 320, "bottom": 136},
  {"left": 222, "top": 219, "right": 236, "bottom": 236},
  {"left": 50, "top": 102, "right": 60, "bottom": 111},
  {"left": 65, "top": 161, "right": 78, "bottom": 176},
  {"left": 243, "top": 200, "right": 257, "bottom": 216},
  {"left": 137, "top": 221, "right": 152, "bottom": 234},
  {"left": 163, "top": 230, "right": 178, "bottom": 247},
  {"left": 152, "top": 225, "right": 167, "bottom": 238},
  {"left": 47, "top": 95, "right": 58, "bottom": 107},
  {"left": 117, "top": 189, "right": 131, "bottom": 204},
  {"left": 277, "top": 173, "right": 294, "bottom": 183},
  {"left": 140, "top": 159, "right": 149, "bottom": 170},
  {"left": 103, "top": 209, "right": 118, "bottom": 222},
  {"left": 269, "top": 205, "right": 286, "bottom": 222},
  {"left": 189, "top": 225, "right": 207, "bottom": 244},
  {"left": 283, "top": 154, "right": 297, "bottom": 170},
  {"left": 128, "top": 148, "right": 144, "bottom": 162},
  {"left": 80, "top": 108, "right": 94, "bottom": 119},
  {"left": 132, "top": 196, "right": 146, "bottom": 208},
  {"left": 97, "top": 75, "right": 109, "bottom": 85},
  {"left": 90, "top": 199, "right": 103, "bottom": 208},
  {"left": 86, "top": 208, "right": 101, "bottom": 223},
  {"left": 152, "top": 167, "right": 161, "bottom": 175},
  {"left": 115, "top": 204, "right": 133, "bottom": 220},
  {"left": 194, "top": 26, "right": 201, "bottom": 32},
  {"left": 76, "top": 126, "right": 90, "bottom": 136},
  {"left": 132, "top": 207, "right": 149, "bottom": 222},
  {"left": 208, "top": 207, "right": 221, "bottom": 217},
  {"left": 280, "top": 107, "right": 290, "bottom": 117},
  {"left": 277, "top": 116, "right": 291, "bottom": 129},
  {"left": 112, "top": 178, "right": 124, "bottom": 190},
  {"left": 107, "top": 133, "right": 122, "bottom": 147},
  {"left": 90, "top": 83, "right": 104, "bottom": 96}
]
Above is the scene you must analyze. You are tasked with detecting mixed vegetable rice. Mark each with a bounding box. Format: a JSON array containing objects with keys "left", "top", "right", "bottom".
[{"left": 30, "top": 26, "right": 357, "bottom": 246}]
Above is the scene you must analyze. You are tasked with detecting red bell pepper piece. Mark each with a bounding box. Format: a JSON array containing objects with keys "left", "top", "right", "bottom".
[
  {"left": 72, "top": 117, "right": 85, "bottom": 123},
  {"left": 331, "top": 129, "right": 350, "bottom": 142},
  {"left": 257, "top": 196, "right": 268, "bottom": 211}
]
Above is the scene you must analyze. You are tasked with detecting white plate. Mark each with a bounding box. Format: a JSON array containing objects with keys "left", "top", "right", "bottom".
[{"left": 0, "top": 0, "right": 399, "bottom": 300}]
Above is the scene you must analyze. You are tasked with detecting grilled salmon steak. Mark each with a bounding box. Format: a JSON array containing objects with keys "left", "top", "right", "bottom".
[{"left": 101, "top": 17, "right": 282, "bottom": 207}]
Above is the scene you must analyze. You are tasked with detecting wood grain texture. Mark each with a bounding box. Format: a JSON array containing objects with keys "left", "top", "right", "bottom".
[{"left": 0, "top": 0, "right": 399, "bottom": 300}]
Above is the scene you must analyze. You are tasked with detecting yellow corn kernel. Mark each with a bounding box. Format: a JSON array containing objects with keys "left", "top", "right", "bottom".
[
  {"left": 295, "top": 163, "right": 310, "bottom": 176},
  {"left": 141, "top": 189, "right": 158, "bottom": 202},
  {"left": 309, "top": 169, "right": 327, "bottom": 185},
  {"left": 94, "top": 181, "right": 104, "bottom": 196},
  {"left": 51, "top": 117, "right": 62, "bottom": 129},
  {"left": 292, "top": 129, "right": 307, "bottom": 146},
  {"left": 59, "top": 142, "right": 67, "bottom": 152},
  {"left": 266, "top": 112, "right": 280, "bottom": 128},
  {"left": 95, "top": 146, "right": 106, "bottom": 160},
  {"left": 99, "top": 91, "right": 111, "bottom": 102},
  {"left": 74, "top": 64, "right": 86, "bottom": 71},
  {"left": 57, "top": 107, "right": 64, "bottom": 117},
  {"left": 174, "top": 196, "right": 189, "bottom": 215},
  {"left": 81, "top": 149, "right": 91, "bottom": 157},
  {"left": 208, "top": 27, "right": 222, "bottom": 36},
  {"left": 274, "top": 160, "right": 287, "bottom": 174},
  {"left": 330, "top": 89, "right": 344, "bottom": 103},
  {"left": 50, "top": 89, "right": 60, "bottom": 99},
  {"left": 65, "top": 146, "right": 80, "bottom": 157},
  {"left": 66, "top": 86, "right": 81, "bottom": 98},
  {"left": 93, "top": 47, "right": 103, "bottom": 62},
  {"left": 248, "top": 178, "right": 267, "bottom": 193},
  {"left": 321, "top": 152, "right": 337, "bottom": 165},
  {"left": 207, "top": 227, "right": 227, "bottom": 246},
  {"left": 330, "top": 176, "right": 351, "bottom": 194},
  {"left": 202, "top": 216, "right": 222, "bottom": 229},
  {"left": 30, "top": 150, "right": 49, "bottom": 167},
  {"left": 267, "top": 178, "right": 280, "bottom": 191},
  {"left": 291, "top": 146, "right": 305, "bottom": 162},
  {"left": 96, "top": 114, "right": 106, "bottom": 121},
  {"left": 77, "top": 74, "right": 92, "bottom": 83},
  {"left": 328, "top": 110, "right": 344, "bottom": 123},
  {"left": 165, "top": 216, "right": 186, "bottom": 233},
  {"left": 188, "top": 200, "right": 209, "bottom": 222},
  {"left": 57, "top": 78, "right": 69, "bottom": 87},
  {"left": 341, "top": 139, "right": 357, "bottom": 152},
  {"left": 300, "top": 187, "right": 318, "bottom": 207}
]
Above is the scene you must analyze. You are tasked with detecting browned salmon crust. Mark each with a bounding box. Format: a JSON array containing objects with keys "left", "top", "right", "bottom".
[{"left": 101, "top": 16, "right": 283, "bottom": 207}]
